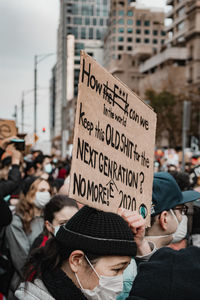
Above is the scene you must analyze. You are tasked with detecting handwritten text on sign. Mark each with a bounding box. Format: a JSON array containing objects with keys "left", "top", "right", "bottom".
[{"left": 69, "top": 52, "right": 157, "bottom": 223}]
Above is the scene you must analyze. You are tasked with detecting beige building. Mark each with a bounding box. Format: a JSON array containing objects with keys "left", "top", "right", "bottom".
[{"left": 104, "top": 0, "right": 166, "bottom": 68}]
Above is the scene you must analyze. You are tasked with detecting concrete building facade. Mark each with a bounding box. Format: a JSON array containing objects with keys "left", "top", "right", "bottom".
[{"left": 51, "top": 0, "right": 110, "bottom": 155}]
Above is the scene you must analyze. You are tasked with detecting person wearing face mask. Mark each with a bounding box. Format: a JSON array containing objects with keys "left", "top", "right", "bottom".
[
  {"left": 30, "top": 194, "right": 79, "bottom": 250},
  {"left": 15, "top": 206, "right": 153, "bottom": 300},
  {"left": 145, "top": 172, "right": 200, "bottom": 252},
  {"left": 5, "top": 178, "right": 51, "bottom": 300}
]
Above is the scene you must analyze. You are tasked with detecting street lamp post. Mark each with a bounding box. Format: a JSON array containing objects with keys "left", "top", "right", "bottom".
[{"left": 34, "top": 53, "right": 55, "bottom": 137}]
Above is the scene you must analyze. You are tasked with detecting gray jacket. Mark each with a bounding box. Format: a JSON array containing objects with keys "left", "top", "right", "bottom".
[
  {"left": 15, "top": 279, "right": 54, "bottom": 300},
  {"left": 5, "top": 214, "right": 44, "bottom": 298}
]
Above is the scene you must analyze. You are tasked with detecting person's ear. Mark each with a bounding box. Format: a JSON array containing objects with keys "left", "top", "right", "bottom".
[
  {"left": 68, "top": 250, "right": 85, "bottom": 273},
  {"left": 45, "top": 220, "right": 53, "bottom": 234},
  {"left": 159, "top": 211, "right": 168, "bottom": 230}
]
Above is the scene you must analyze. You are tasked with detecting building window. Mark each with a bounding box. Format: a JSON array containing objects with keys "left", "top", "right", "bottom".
[
  {"left": 177, "top": 21, "right": 185, "bottom": 31},
  {"left": 127, "top": 37, "right": 132, "bottom": 42},
  {"left": 144, "top": 20, "right": 150, "bottom": 26},
  {"left": 161, "top": 39, "right": 165, "bottom": 44},
  {"left": 85, "top": 18, "right": 90, "bottom": 25},
  {"left": 96, "top": 29, "right": 101, "bottom": 40},
  {"left": 72, "top": 27, "right": 78, "bottom": 39},
  {"left": 112, "top": 28, "right": 116, "bottom": 33},
  {"left": 89, "top": 28, "right": 93, "bottom": 39},
  {"left": 118, "top": 27, "right": 124, "bottom": 33},
  {"left": 75, "top": 60, "right": 80, "bottom": 65},
  {"left": 153, "top": 30, "right": 158, "bottom": 36},
  {"left": 153, "top": 39, "right": 157, "bottom": 44},
  {"left": 118, "top": 10, "right": 124, "bottom": 16},
  {"left": 112, "top": 36, "right": 116, "bottom": 42},
  {"left": 127, "top": 46, "right": 132, "bottom": 51},
  {"left": 118, "top": 19, "right": 124, "bottom": 25},
  {"left": 178, "top": 6, "right": 185, "bottom": 18},
  {"left": 118, "top": 54, "right": 121, "bottom": 59},
  {"left": 75, "top": 42, "right": 84, "bottom": 56},
  {"left": 127, "top": 10, "right": 133, "bottom": 16},
  {"left": 127, "top": 19, "right": 133, "bottom": 25},
  {"left": 118, "top": 36, "right": 124, "bottom": 42},
  {"left": 161, "top": 30, "right": 166, "bottom": 36},
  {"left": 144, "top": 29, "right": 150, "bottom": 35},
  {"left": 136, "top": 38, "right": 141, "bottom": 43},
  {"left": 136, "top": 28, "right": 141, "bottom": 34},
  {"left": 100, "top": 18, "right": 104, "bottom": 26},
  {"left": 144, "top": 38, "right": 150, "bottom": 43},
  {"left": 74, "top": 17, "right": 82, "bottom": 25},
  {"left": 118, "top": 45, "right": 124, "bottom": 51},
  {"left": 93, "top": 18, "right": 97, "bottom": 25},
  {"left": 136, "top": 20, "right": 141, "bottom": 26},
  {"left": 81, "top": 27, "right": 86, "bottom": 39},
  {"left": 127, "top": 28, "right": 133, "bottom": 33}
]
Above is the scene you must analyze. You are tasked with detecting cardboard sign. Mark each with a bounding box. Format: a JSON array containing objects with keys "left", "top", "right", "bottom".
[
  {"left": 69, "top": 51, "right": 157, "bottom": 224},
  {"left": 0, "top": 119, "right": 17, "bottom": 140}
]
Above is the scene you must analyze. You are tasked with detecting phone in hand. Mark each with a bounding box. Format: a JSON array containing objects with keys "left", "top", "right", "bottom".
[{"left": 10, "top": 139, "right": 25, "bottom": 151}]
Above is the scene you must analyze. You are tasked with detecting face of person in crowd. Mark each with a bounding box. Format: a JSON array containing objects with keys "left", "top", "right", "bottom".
[
  {"left": 37, "top": 180, "right": 50, "bottom": 193},
  {"left": 43, "top": 157, "right": 52, "bottom": 173},
  {"left": 46, "top": 206, "right": 78, "bottom": 235},
  {"left": 65, "top": 252, "right": 131, "bottom": 290}
]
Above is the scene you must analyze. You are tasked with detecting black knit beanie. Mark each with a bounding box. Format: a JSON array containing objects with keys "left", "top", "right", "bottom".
[
  {"left": 56, "top": 206, "right": 137, "bottom": 256},
  {"left": 128, "top": 246, "right": 200, "bottom": 300}
]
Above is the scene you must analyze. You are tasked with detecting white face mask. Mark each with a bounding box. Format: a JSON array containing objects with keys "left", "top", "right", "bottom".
[
  {"left": 172, "top": 215, "right": 188, "bottom": 243},
  {"left": 35, "top": 191, "right": 51, "bottom": 208},
  {"left": 75, "top": 255, "right": 123, "bottom": 300}
]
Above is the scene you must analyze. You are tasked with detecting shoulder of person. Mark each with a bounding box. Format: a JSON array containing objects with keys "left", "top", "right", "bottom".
[{"left": 15, "top": 279, "right": 55, "bottom": 300}]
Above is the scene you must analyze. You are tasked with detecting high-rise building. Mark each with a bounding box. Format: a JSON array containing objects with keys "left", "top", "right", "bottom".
[
  {"left": 52, "top": 0, "right": 110, "bottom": 155},
  {"left": 104, "top": 0, "right": 166, "bottom": 67}
]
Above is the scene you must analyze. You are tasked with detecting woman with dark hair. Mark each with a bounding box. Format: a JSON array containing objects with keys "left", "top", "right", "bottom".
[
  {"left": 15, "top": 206, "right": 152, "bottom": 300},
  {"left": 5, "top": 178, "right": 51, "bottom": 299},
  {"left": 31, "top": 194, "right": 79, "bottom": 249}
]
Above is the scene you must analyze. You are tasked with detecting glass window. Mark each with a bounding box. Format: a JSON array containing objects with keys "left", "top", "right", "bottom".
[
  {"left": 127, "top": 19, "right": 133, "bottom": 25},
  {"left": 136, "top": 20, "right": 141, "bottom": 26},
  {"left": 118, "top": 36, "right": 124, "bottom": 42},
  {"left": 161, "top": 39, "right": 165, "bottom": 44},
  {"left": 103, "top": 0, "right": 107, "bottom": 4},
  {"left": 72, "top": 27, "right": 78, "bottom": 39},
  {"left": 127, "top": 46, "right": 132, "bottom": 51},
  {"left": 75, "top": 42, "right": 84, "bottom": 55},
  {"left": 118, "top": 10, "right": 124, "bottom": 16},
  {"left": 89, "top": 28, "right": 93, "bottom": 39},
  {"left": 81, "top": 27, "right": 86, "bottom": 39},
  {"left": 72, "top": 4, "right": 79, "bottom": 15},
  {"left": 161, "top": 30, "right": 166, "bottom": 36},
  {"left": 85, "top": 18, "right": 90, "bottom": 25},
  {"left": 145, "top": 29, "right": 150, "bottom": 35},
  {"left": 136, "top": 28, "right": 141, "bottom": 34},
  {"left": 112, "top": 19, "right": 116, "bottom": 25},
  {"left": 118, "top": 27, "right": 124, "bottom": 33},
  {"left": 74, "top": 17, "right": 82, "bottom": 25},
  {"left": 177, "top": 21, "right": 185, "bottom": 31},
  {"left": 144, "top": 38, "right": 150, "bottom": 43},
  {"left": 153, "top": 30, "right": 158, "bottom": 36},
  {"left": 100, "top": 18, "right": 104, "bottom": 26},
  {"left": 81, "top": 5, "right": 93, "bottom": 16},
  {"left": 74, "top": 60, "right": 80, "bottom": 65},
  {"left": 112, "top": 36, "right": 116, "bottom": 42},
  {"left": 153, "top": 39, "right": 157, "bottom": 44},
  {"left": 112, "top": 28, "right": 116, "bottom": 33},
  {"left": 127, "top": 37, "right": 132, "bottom": 42},
  {"left": 93, "top": 18, "right": 97, "bottom": 25},
  {"left": 144, "top": 20, "right": 150, "bottom": 26},
  {"left": 96, "top": 29, "right": 101, "bottom": 40},
  {"left": 127, "top": 10, "right": 133, "bottom": 16},
  {"left": 136, "top": 37, "right": 141, "bottom": 43},
  {"left": 127, "top": 28, "right": 133, "bottom": 33},
  {"left": 118, "top": 45, "right": 123, "bottom": 51},
  {"left": 118, "top": 19, "right": 124, "bottom": 25}
]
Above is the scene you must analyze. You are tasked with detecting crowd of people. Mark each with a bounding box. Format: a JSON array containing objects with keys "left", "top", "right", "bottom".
[{"left": 1, "top": 136, "right": 200, "bottom": 300}]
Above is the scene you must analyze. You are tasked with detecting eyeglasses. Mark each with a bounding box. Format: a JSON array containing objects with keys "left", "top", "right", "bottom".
[{"left": 173, "top": 205, "right": 188, "bottom": 216}]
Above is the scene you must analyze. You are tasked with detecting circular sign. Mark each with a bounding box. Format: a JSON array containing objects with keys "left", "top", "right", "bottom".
[
  {"left": 0, "top": 124, "right": 11, "bottom": 138},
  {"left": 139, "top": 204, "right": 148, "bottom": 219}
]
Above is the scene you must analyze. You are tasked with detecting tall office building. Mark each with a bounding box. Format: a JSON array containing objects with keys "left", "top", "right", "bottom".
[
  {"left": 52, "top": 0, "right": 110, "bottom": 155},
  {"left": 104, "top": 0, "right": 166, "bottom": 67}
]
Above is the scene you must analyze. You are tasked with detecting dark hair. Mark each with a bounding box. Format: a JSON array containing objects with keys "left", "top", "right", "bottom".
[
  {"left": 44, "top": 195, "right": 78, "bottom": 223},
  {"left": 34, "top": 154, "right": 44, "bottom": 166},
  {"left": 24, "top": 238, "right": 101, "bottom": 282},
  {"left": 169, "top": 171, "right": 191, "bottom": 191}
]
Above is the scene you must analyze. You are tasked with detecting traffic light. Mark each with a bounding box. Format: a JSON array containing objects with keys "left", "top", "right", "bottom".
[{"left": 42, "top": 127, "right": 46, "bottom": 133}]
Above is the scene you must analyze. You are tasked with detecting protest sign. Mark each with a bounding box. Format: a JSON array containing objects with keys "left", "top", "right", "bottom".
[
  {"left": 69, "top": 51, "right": 157, "bottom": 224},
  {"left": 0, "top": 119, "right": 17, "bottom": 140}
]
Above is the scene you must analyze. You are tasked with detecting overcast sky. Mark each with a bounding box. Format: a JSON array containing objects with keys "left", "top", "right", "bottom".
[{"left": 0, "top": 0, "right": 166, "bottom": 140}]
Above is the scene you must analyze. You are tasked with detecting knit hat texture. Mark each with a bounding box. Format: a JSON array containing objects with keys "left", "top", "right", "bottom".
[
  {"left": 56, "top": 206, "right": 137, "bottom": 256},
  {"left": 129, "top": 246, "right": 200, "bottom": 300}
]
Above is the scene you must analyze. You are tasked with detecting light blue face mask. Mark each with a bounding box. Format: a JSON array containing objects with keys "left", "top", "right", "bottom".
[
  {"left": 44, "top": 163, "right": 53, "bottom": 174},
  {"left": 53, "top": 225, "right": 60, "bottom": 236},
  {"left": 4, "top": 195, "right": 10, "bottom": 202}
]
